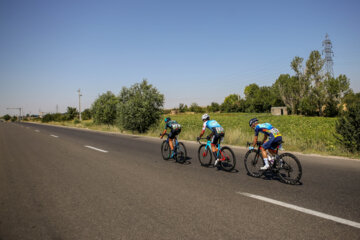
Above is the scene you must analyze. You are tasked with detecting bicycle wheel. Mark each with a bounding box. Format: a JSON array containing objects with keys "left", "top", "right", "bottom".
[
  {"left": 244, "top": 150, "right": 264, "bottom": 177},
  {"left": 277, "top": 153, "right": 302, "bottom": 184},
  {"left": 219, "top": 146, "right": 236, "bottom": 171},
  {"left": 175, "top": 142, "right": 187, "bottom": 163},
  {"left": 198, "top": 144, "right": 212, "bottom": 167},
  {"left": 161, "top": 141, "right": 171, "bottom": 160}
]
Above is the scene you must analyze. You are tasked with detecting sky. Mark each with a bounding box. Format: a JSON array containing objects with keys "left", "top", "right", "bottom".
[{"left": 1, "top": 0, "right": 360, "bottom": 116}]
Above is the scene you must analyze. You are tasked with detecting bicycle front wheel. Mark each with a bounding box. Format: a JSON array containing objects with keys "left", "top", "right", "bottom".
[
  {"left": 198, "top": 144, "right": 212, "bottom": 167},
  {"left": 161, "top": 141, "right": 171, "bottom": 160},
  {"left": 244, "top": 150, "right": 264, "bottom": 177},
  {"left": 277, "top": 153, "right": 302, "bottom": 184},
  {"left": 219, "top": 146, "right": 236, "bottom": 172},
  {"left": 175, "top": 142, "right": 187, "bottom": 163}
]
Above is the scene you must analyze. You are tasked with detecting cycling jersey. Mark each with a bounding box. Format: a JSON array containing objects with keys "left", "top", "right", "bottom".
[
  {"left": 165, "top": 120, "right": 181, "bottom": 131},
  {"left": 202, "top": 120, "right": 224, "bottom": 134},
  {"left": 254, "top": 123, "right": 281, "bottom": 138}
]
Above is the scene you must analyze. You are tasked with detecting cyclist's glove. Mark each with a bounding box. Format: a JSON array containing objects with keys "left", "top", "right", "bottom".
[
  {"left": 249, "top": 146, "right": 254, "bottom": 150},
  {"left": 196, "top": 137, "right": 200, "bottom": 141}
]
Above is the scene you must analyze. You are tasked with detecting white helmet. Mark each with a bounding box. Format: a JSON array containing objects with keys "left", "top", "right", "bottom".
[{"left": 202, "top": 113, "right": 210, "bottom": 121}]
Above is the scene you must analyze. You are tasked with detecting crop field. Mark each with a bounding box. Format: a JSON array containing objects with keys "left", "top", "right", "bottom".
[
  {"left": 145, "top": 113, "right": 352, "bottom": 157},
  {"left": 30, "top": 112, "right": 357, "bottom": 158}
]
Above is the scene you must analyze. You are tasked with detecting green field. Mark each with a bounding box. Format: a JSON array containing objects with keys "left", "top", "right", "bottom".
[
  {"left": 30, "top": 113, "right": 358, "bottom": 158},
  {"left": 145, "top": 113, "right": 355, "bottom": 158}
]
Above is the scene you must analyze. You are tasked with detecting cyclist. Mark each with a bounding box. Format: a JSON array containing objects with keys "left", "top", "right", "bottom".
[
  {"left": 160, "top": 117, "right": 182, "bottom": 158},
  {"left": 249, "top": 118, "right": 282, "bottom": 170},
  {"left": 197, "top": 114, "right": 225, "bottom": 167}
]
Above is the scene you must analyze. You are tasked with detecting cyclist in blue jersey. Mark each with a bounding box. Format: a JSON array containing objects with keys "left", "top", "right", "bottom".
[
  {"left": 160, "top": 117, "right": 182, "bottom": 158},
  {"left": 197, "top": 114, "right": 225, "bottom": 167},
  {"left": 249, "top": 118, "right": 283, "bottom": 170}
]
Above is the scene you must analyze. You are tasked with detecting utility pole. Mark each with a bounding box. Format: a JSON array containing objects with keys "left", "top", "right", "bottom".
[
  {"left": 77, "top": 89, "right": 82, "bottom": 121},
  {"left": 7, "top": 107, "right": 22, "bottom": 122}
]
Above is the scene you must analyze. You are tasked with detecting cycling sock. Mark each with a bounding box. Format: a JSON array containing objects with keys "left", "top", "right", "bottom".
[{"left": 263, "top": 158, "right": 269, "bottom": 166}]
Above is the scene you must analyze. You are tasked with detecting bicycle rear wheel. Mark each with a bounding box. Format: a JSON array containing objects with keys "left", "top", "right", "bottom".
[
  {"left": 198, "top": 144, "right": 212, "bottom": 167},
  {"left": 277, "top": 153, "right": 302, "bottom": 184},
  {"left": 175, "top": 142, "right": 187, "bottom": 163},
  {"left": 219, "top": 146, "right": 236, "bottom": 171},
  {"left": 161, "top": 141, "right": 171, "bottom": 160},
  {"left": 244, "top": 150, "right": 264, "bottom": 177}
]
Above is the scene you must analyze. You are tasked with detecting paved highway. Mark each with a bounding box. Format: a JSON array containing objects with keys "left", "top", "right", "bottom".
[{"left": 0, "top": 122, "right": 359, "bottom": 239}]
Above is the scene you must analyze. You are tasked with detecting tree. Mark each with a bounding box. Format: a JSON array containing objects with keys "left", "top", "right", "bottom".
[
  {"left": 91, "top": 91, "right": 118, "bottom": 125},
  {"left": 207, "top": 102, "right": 220, "bottom": 112},
  {"left": 335, "top": 98, "right": 360, "bottom": 153},
  {"left": 305, "top": 50, "right": 326, "bottom": 116},
  {"left": 117, "top": 79, "right": 164, "bottom": 132},
  {"left": 178, "top": 103, "right": 188, "bottom": 113},
  {"left": 189, "top": 103, "right": 204, "bottom": 113},
  {"left": 221, "top": 94, "right": 241, "bottom": 112},
  {"left": 82, "top": 108, "right": 92, "bottom": 120},
  {"left": 324, "top": 74, "right": 351, "bottom": 117},
  {"left": 64, "top": 107, "right": 78, "bottom": 121},
  {"left": 274, "top": 74, "right": 301, "bottom": 114},
  {"left": 3, "top": 114, "right": 11, "bottom": 121}
]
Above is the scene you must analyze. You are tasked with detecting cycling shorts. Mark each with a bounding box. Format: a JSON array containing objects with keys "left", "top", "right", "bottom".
[
  {"left": 210, "top": 132, "right": 225, "bottom": 145},
  {"left": 262, "top": 136, "right": 282, "bottom": 150},
  {"left": 168, "top": 129, "right": 181, "bottom": 139}
]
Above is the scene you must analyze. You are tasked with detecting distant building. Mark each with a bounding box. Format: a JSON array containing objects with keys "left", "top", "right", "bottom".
[{"left": 271, "top": 107, "right": 288, "bottom": 116}]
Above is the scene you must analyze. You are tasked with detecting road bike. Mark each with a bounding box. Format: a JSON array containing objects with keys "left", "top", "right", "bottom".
[
  {"left": 197, "top": 137, "right": 236, "bottom": 171},
  {"left": 244, "top": 141, "right": 302, "bottom": 184},
  {"left": 160, "top": 133, "right": 187, "bottom": 163}
]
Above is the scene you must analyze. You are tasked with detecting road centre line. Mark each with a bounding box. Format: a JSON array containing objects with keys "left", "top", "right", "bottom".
[
  {"left": 237, "top": 192, "right": 360, "bottom": 229},
  {"left": 50, "top": 134, "right": 59, "bottom": 138},
  {"left": 84, "top": 145, "right": 108, "bottom": 153}
]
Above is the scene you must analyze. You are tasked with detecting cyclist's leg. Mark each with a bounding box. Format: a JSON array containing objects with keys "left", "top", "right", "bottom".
[
  {"left": 168, "top": 131, "right": 175, "bottom": 151},
  {"left": 268, "top": 136, "right": 282, "bottom": 155},
  {"left": 261, "top": 138, "right": 275, "bottom": 169}
]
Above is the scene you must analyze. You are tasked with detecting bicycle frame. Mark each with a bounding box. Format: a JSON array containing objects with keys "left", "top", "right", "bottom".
[
  {"left": 165, "top": 135, "right": 179, "bottom": 148},
  {"left": 203, "top": 140, "right": 225, "bottom": 160}
]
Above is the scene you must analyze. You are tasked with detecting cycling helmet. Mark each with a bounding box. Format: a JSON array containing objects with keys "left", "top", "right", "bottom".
[
  {"left": 202, "top": 113, "right": 210, "bottom": 121},
  {"left": 164, "top": 117, "right": 171, "bottom": 123},
  {"left": 249, "top": 118, "right": 258, "bottom": 127}
]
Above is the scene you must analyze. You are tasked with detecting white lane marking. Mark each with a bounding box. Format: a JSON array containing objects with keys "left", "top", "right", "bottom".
[
  {"left": 50, "top": 135, "right": 59, "bottom": 138},
  {"left": 84, "top": 145, "right": 108, "bottom": 153},
  {"left": 237, "top": 192, "right": 360, "bottom": 229},
  {"left": 35, "top": 130, "right": 40, "bottom": 132}
]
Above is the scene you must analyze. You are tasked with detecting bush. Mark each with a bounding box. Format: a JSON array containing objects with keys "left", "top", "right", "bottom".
[
  {"left": 335, "top": 100, "right": 360, "bottom": 153},
  {"left": 42, "top": 114, "right": 54, "bottom": 123},
  {"left": 3, "top": 114, "right": 11, "bottom": 121},
  {"left": 91, "top": 91, "right": 118, "bottom": 125},
  {"left": 82, "top": 109, "right": 92, "bottom": 120},
  {"left": 117, "top": 79, "right": 164, "bottom": 133}
]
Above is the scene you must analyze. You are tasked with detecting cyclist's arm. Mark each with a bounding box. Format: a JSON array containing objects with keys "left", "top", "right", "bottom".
[
  {"left": 252, "top": 136, "right": 258, "bottom": 147},
  {"left": 199, "top": 122, "right": 207, "bottom": 138},
  {"left": 199, "top": 129, "right": 205, "bottom": 138},
  {"left": 160, "top": 127, "right": 167, "bottom": 139}
]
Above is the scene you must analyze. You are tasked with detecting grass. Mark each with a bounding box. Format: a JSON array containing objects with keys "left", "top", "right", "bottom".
[{"left": 29, "top": 113, "right": 359, "bottom": 159}]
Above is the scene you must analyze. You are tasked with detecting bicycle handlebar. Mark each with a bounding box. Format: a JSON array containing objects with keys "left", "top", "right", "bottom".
[{"left": 247, "top": 141, "right": 263, "bottom": 146}]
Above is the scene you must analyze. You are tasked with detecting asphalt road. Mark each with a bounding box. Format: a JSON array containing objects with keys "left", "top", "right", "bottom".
[{"left": 1, "top": 122, "right": 359, "bottom": 240}]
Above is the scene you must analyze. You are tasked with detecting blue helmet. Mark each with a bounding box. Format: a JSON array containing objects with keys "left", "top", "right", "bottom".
[
  {"left": 164, "top": 117, "right": 171, "bottom": 123},
  {"left": 249, "top": 118, "right": 258, "bottom": 127}
]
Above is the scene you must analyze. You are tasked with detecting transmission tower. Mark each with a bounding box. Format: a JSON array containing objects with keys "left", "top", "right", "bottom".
[{"left": 322, "top": 33, "right": 334, "bottom": 77}]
